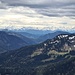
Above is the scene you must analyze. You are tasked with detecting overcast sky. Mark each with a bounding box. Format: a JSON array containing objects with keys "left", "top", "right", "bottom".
[{"left": 0, "top": 0, "right": 75, "bottom": 31}]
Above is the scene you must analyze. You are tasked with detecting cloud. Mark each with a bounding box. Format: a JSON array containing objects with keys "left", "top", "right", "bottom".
[
  {"left": 0, "top": 1, "right": 8, "bottom": 9},
  {"left": 35, "top": 6, "right": 75, "bottom": 17},
  {"left": 0, "top": 0, "right": 75, "bottom": 31},
  {"left": 0, "top": 6, "right": 75, "bottom": 31},
  {"left": 1, "top": 0, "right": 75, "bottom": 7},
  {"left": 0, "top": 0, "right": 75, "bottom": 17}
]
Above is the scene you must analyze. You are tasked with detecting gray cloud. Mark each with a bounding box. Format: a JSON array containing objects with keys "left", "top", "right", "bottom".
[
  {"left": 1, "top": 0, "right": 75, "bottom": 7},
  {"left": 0, "top": 0, "right": 75, "bottom": 17},
  {"left": 0, "top": 1, "right": 8, "bottom": 9},
  {"left": 34, "top": 6, "right": 75, "bottom": 17}
]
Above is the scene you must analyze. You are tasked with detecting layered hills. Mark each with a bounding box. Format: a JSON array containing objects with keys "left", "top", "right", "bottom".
[{"left": 0, "top": 33, "right": 75, "bottom": 75}]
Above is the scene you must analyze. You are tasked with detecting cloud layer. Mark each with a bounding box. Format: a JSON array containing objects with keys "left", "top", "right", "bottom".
[
  {"left": 0, "top": 0, "right": 75, "bottom": 17},
  {"left": 0, "top": 0, "right": 75, "bottom": 31}
]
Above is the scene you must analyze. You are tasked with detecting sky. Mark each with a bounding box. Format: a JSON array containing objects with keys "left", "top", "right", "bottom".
[{"left": 0, "top": 0, "right": 75, "bottom": 31}]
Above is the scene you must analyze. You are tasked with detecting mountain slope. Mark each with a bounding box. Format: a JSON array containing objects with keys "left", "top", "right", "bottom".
[
  {"left": 0, "top": 31, "right": 36, "bottom": 52},
  {"left": 18, "top": 32, "right": 40, "bottom": 39},
  {"left": 37, "top": 31, "right": 69, "bottom": 43},
  {"left": 0, "top": 34, "right": 75, "bottom": 75}
]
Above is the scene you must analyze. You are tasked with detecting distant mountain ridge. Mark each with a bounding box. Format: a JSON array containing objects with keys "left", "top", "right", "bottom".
[
  {"left": 0, "top": 30, "right": 71, "bottom": 52},
  {"left": 18, "top": 32, "right": 40, "bottom": 39},
  {"left": 37, "top": 31, "right": 70, "bottom": 43},
  {"left": 0, "top": 31, "right": 36, "bottom": 52},
  {"left": 17, "top": 31, "right": 70, "bottom": 43}
]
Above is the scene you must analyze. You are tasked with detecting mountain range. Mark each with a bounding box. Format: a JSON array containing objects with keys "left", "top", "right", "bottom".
[
  {"left": 18, "top": 32, "right": 40, "bottom": 39},
  {"left": 0, "top": 30, "right": 70, "bottom": 53},
  {"left": 0, "top": 33, "right": 75, "bottom": 75},
  {"left": 36, "top": 31, "right": 69, "bottom": 43},
  {"left": 0, "top": 31, "right": 36, "bottom": 52}
]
